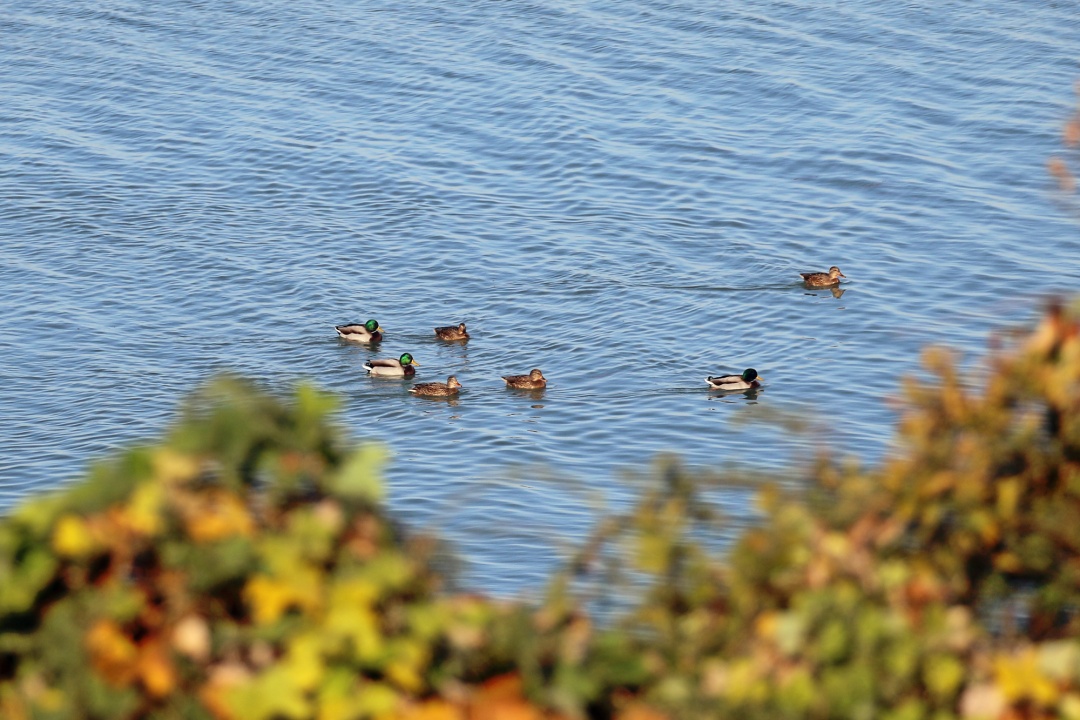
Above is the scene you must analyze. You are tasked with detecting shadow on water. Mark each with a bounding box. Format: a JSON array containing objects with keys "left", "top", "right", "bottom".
[
  {"left": 411, "top": 395, "right": 461, "bottom": 408},
  {"left": 802, "top": 287, "right": 847, "bottom": 299},
  {"left": 707, "top": 387, "right": 763, "bottom": 402},
  {"left": 502, "top": 387, "right": 547, "bottom": 403}
]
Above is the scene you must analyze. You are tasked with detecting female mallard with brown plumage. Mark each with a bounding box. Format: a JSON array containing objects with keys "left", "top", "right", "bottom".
[
  {"left": 501, "top": 368, "right": 546, "bottom": 389},
  {"left": 799, "top": 266, "right": 846, "bottom": 288},
  {"left": 363, "top": 353, "right": 419, "bottom": 377},
  {"left": 705, "top": 368, "right": 762, "bottom": 391},
  {"left": 335, "top": 319, "right": 383, "bottom": 342},
  {"left": 409, "top": 376, "right": 462, "bottom": 397},
  {"left": 434, "top": 322, "right": 469, "bottom": 341}
]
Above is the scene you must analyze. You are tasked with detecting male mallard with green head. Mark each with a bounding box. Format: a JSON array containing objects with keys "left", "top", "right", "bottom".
[
  {"left": 363, "top": 353, "right": 419, "bottom": 377},
  {"left": 335, "top": 319, "right": 383, "bottom": 342},
  {"left": 409, "top": 375, "right": 462, "bottom": 397},
  {"left": 705, "top": 368, "right": 762, "bottom": 391},
  {"left": 799, "top": 266, "right": 846, "bottom": 288},
  {"left": 501, "top": 368, "right": 546, "bottom": 390},
  {"left": 434, "top": 322, "right": 469, "bottom": 341}
]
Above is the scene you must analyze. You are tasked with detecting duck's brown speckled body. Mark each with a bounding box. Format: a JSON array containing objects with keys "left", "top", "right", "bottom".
[
  {"left": 501, "top": 368, "right": 546, "bottom": 390},
  {"left": 799, "top": 266, "right": 846, "bottom": 288},
  {"left": 434, "top": 322, "right": 469, "bottom": 341},
  {"left": 409, "top": 375, "right": 462, "bottom": 397}
]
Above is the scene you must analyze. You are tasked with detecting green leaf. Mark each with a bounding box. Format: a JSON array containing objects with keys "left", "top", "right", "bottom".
[{"left": 327, "top": 445, "right": 387, "bottom": 504}]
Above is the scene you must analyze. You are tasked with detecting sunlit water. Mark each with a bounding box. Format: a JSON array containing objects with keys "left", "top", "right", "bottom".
[{"left": 2, "top": 0, "right": 1080, "bottom": 596}]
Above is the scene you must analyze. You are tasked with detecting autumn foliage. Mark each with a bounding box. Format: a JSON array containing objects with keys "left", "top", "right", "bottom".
[{"left": 4, "top": 303, "right": 1080, "bottom": 719}]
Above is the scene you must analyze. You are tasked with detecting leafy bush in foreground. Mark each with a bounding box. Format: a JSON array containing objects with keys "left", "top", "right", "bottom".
[{"left": 4, "top": 303, "right": 1080, "bottom": 719}]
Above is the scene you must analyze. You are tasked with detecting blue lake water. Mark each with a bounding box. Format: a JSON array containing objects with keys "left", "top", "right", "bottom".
[{"left": 2, "top": 0, "right": 1080, "bottom": 596}]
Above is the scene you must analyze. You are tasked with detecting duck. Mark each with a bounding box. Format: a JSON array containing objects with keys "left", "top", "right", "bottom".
[
  {"left": 434, "top": 322, "right": 469, "bottom": 341},
  {"left": 705, "top": 368, "right": 763, "bottom": 391},
  {"left": 363, "top": 353, "right": 419, "bottom": 377},
  {"left": 409, "top": 375, "right": 462, "bottom": 397},
  {"left": 799, "top": 266, "right": 846, "bottom": 288},
  {"left": 501, "top": 368, "right": 546, "bottom": 390},
  {"left": 335, "top": 319, "right": 383, "bottom": 342}
]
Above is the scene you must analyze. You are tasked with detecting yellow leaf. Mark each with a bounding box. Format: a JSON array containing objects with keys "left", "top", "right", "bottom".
[
  {"left": 386, "top": 658, "right": 423, "bottom": 694},
  {"left": 153, "top": 448, "right": 200, "bottom": 484},
  {"left": 246, "top": 564, "right": 324, "bottom": 626},
  {"left": 284, "top": 632, "right": 325, "bottom": 692},
  {"left": 996, "top": 478, "right": 1022, "bottom": 519},
  {"left": 1039, "top": 641, "right": 1080, "bottom": 681},
  {"left": 635, "top": 533, "right": 670, "bottom": 574},
  {"left": 246, "top": 575, "right": 295, "bottom": 625},
  {"left": 356, "top": 682, "right": 398, "bottom": 717},
  {"left": 923, "top": 654, "right": 965, "bottom": 702},
  {"left": 994, "top": 648, "right": 1059, "bottom": 706},
  {"left": 52, "top": 514, "right": 97, "bottom": 558},
  {"left": 125, "top": 481, "right": 165, "bottom": 537},
  {"left": 1061, "top": 693, "right": 1080, "bottom": 720},
  {"left": 993, "top": 552, "right": 1023, "bottom": 573},
  {"left": 753, "top": 611, "right": 777, "bottom": 640}
]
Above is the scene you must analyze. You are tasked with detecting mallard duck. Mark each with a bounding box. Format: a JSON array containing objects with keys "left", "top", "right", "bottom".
[
  {"left": 501, "top": 368, "right": 546, "bottom": 390},
  {"left": 705, "top": 368, "right": 762, "bottom": 391},
  {"left": 409, "top": 375, "right": 462, "bottom": 397},
  {"left": 335, "top": 319, "right": 383, "bottom": 342},
  {"left": 363, "top": 353, "right": 419, "bottom": 377},
  {"left": 799, "top": 266, "right": 846, "bottom": 288},
  {"left": 434, "top": 322, "right": 469, "bottom": 341}
]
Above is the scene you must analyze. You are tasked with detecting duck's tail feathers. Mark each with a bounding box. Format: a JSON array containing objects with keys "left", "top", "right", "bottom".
[{"left": 362, "top": 362, "right": 374, "bottom": 373}]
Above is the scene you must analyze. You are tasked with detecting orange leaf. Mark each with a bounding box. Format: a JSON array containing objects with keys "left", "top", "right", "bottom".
[
  {"left": 469, "top": 675, "right": 542, "bottom": 720},
  {"left": 86, "top": 620, "right": 139, "bottom": 686},
  {"left": 137, "top": 640, "right": 178, "bottom": 698},
  {"left": 398, "top": 700, "right": 465, "bottom": 720},
  {"left": 474, "top": 674, "right": 524, "bottom": 703},
  {"left": 184, "top": 490, "right": 254, "bottom": 542},
  {"left": 470, "top": 701, "right": 541, "bottom": 720},
  {"left": 616, "top": 705, "right": 670, "bottom": 720}
]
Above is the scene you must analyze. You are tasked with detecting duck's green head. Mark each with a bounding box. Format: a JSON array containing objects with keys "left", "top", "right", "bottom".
[
  {"left": 742, "top": 368, "right": 760, "bottom": 382},
  {"left": 400, "top": 353, "right": 418, "bottom": 366},
  {"left": 365, "top": 319, "right": 381, "bottom": 332}
]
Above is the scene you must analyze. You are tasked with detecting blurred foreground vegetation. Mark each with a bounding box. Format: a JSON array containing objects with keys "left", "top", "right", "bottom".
[{"left": 5, "top": 304, "right": 1080, "bottom": 719}]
